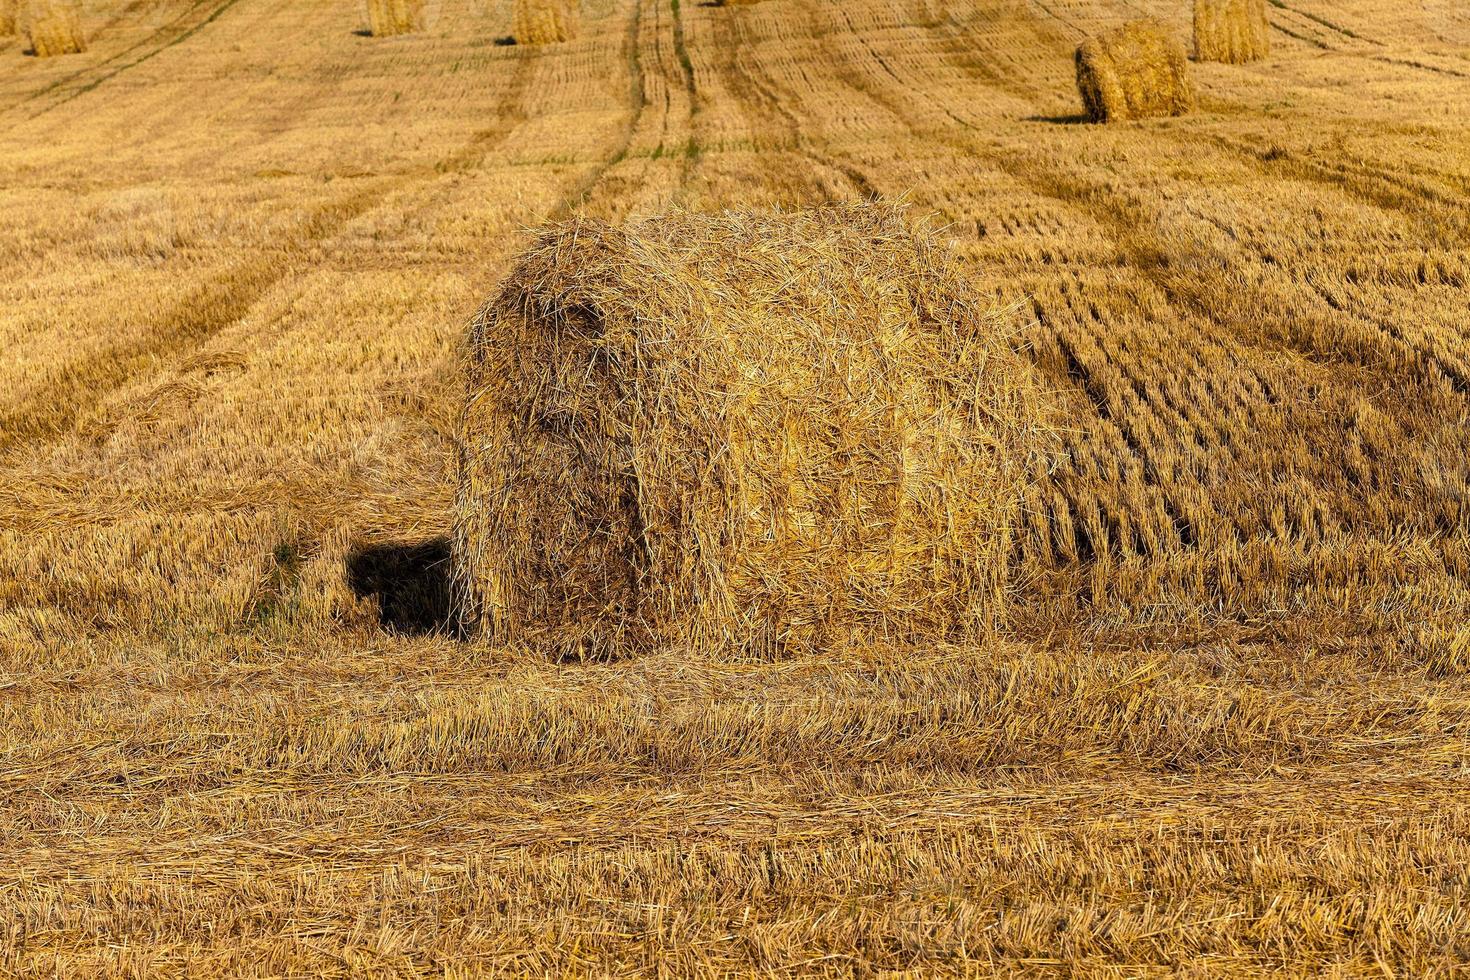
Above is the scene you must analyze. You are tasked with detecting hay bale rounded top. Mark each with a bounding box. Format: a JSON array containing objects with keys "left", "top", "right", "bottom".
[
  {"left": 453, "top": 204, "right": 1046, "bottom": 659},
  {"left": 1194, "top": 0, "right": 1270, "bottom": 64},
  {"left": 1075, "top": 19, "right": 1193, "bottom": 123}
]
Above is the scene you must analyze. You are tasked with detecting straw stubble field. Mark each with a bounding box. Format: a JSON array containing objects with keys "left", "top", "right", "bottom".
[{"left": 0, "top": 0, "right": 1467, "bottom": 973}]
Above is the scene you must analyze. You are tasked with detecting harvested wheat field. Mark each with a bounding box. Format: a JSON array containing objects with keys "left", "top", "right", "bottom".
[{"left": 0, "top": 0, "right": 1467, "bottom": 974}]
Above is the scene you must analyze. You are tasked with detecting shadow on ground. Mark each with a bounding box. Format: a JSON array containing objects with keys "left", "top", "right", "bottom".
[
  {"left": 1025, "top": 113, "right": 1092, "bottom": 125},
  {"left": 347, "top": 538, "right": 454, "bottom": 634}
]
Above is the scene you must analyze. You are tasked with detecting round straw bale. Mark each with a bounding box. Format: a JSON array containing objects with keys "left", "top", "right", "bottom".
[
  {"left": 1075, "top": 19, "right": 1193, "bottom": 123},
  {"left": 514, "top": 0, "right": 577, "bottom": 44},
  {"left": 453, "top": 204, "right": 1047, "bottom": 659},
  {"left": 25, "top": 0, "right": 85, "bottom": 57},
  {"left": 1193, "top": 0, "right": 1270, "bottom": 64},
  {"left": 366, "top": 0, "right": 423, "bottom": 37}
]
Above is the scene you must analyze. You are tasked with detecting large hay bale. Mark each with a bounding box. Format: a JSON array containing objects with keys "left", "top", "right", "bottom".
[
  {"left": 25, "top": 0, "right": 85, "bottom": 57},
  {"left": 1194, "top": 0, "right": 1269, "bottom": 64},
  {"left": 514, "top": 0, "right": 576, "bottom": 44},
  {"left": 1075, "top": 19, "right": 1193, "bottom": 123},
  {"left": 366, "top": 0, "right": 422, "bottom": 37},
  {"left": 453, "top": 205, "right": 1045, "bottom": 659}
]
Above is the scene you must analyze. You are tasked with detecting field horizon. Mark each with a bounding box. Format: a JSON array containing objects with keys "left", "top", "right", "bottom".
[{"left": 1, "top": 0, "right": 1468, "bottom": 974}]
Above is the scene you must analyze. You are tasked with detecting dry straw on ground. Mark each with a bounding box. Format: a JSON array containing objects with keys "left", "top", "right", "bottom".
[
  {"left": 25, "top": 0, "right": 85, "bottom": 57},
  {"left": 454, "top": 204, "right": 1045, "bottom": 659},
  {"left": 514, "top": 0, "right": 576, "bottom": 44},
  {"left": 6, "top": 0, "right": 1470, "bottom": 970},
  {"left": 366, "top": 0, "right": 422, "bottom": 37},
  {"left": 1075, "top": 19, "right": 1193, "bottom": 123},
  {"left": 1194, "top": 0, "right": 1270, "bottom": 64},
  {"left": 0, "top": 0, "right": 17, "bottom": 38}
]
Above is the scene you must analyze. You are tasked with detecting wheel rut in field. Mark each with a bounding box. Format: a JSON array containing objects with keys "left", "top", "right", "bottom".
[
  {"left": 761, "top": 1, "right": 1470, "bottom": 560},
  {"left": 1369, "top": 55, "right": 1470, "bottom": 79},
  {"left": 0, "top": 46, "right": 548, "bottom": 457},
  {"left": 1267, "top": 0, "right": 1382, "bottom": 47},
  {"left": 821, "top": 2, "right": 1470, "bottom": 403},
  {"left": 1, "top": 0, "right": 245, "bottom": 125},
  {"left": 548, "top": 0, "right": 652, "bottom": 219},
  {"left": 703, "top": 1, "right": 879, "bottom": 202}
]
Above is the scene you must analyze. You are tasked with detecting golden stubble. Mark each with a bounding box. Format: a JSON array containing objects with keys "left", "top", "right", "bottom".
[{"left": 0, "top": 0, "right": 1467, "bottom": 973}]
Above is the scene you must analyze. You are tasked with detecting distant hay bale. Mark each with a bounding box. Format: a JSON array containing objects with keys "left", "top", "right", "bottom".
[
  {"left": 514, "top": 0, "right": 576, "bottom": 44},
  {"left": 453, "top": 204, "right": 1046, "bottom": 659},
  {"left": 25, "top": 0, "right": 85, "bottom": 57},
  {"left": 366, "top": 0, "right": 422, "bottom": 37},
  {"left": 1075, "top": 19, "right": 1193, "bottom": 123},
  {"left": 1193, "top": 0, "right": 1270, "bottom": 64}
]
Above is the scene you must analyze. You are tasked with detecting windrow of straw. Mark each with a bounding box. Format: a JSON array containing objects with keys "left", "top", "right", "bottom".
[
  {"left": 1075, "top": 19, "right": 1193, "bottom": 123},
  {"left": 25, "top": 0, "right": 85, "bottom": 57},
  {"left": 366, "top": 0, "right": 423, "bottom": 37},
  {"left": 453, "top": 204, "right": 1047, "bottom": 660},
  {"left": 1193, "top": 0, "right": 1270, "bottom": 64},
  {"left": 514, "top": 0, "right": 576, "bottom": 44}
]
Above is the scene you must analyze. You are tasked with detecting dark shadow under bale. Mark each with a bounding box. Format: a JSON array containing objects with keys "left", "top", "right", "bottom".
[{"left": 347, "top": 538, "right": 453, "bottom": 634}]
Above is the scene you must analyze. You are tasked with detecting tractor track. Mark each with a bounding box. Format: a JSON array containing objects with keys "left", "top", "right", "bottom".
[
  {"left": 1, "top": 0, "right": 244, "bottom": 125},
  {"left": 0, "top": 0, "right": 666, "bottom": 460},
  {"left": 707, "top": 1, "right": 879, "bottom": 202},
  {"left": 761, "top": 0, "right": 1470, "bottom": 529},
  {"left": 0, "top": 34, "right": 550, "bottom": 456}
]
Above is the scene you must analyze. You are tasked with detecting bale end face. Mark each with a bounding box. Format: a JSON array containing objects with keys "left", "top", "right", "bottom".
[
  {"left": 514, "top": 0, "right": 577, "bottom": 44},
  {"left": 1193, "top": 0, "right": 1270, "bottom": 64},
  {"left": 366, "top": 0, "right": 423, "bottom": 37},
  {"left": 453, "top": 205, "right": 1047, "bottom": 659},
  {"left": 1076, "top": 19, "right": 1193, "bottom": 123},
  {"left": 26, "top": 1, "right": 85, "bottom": 57}
]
